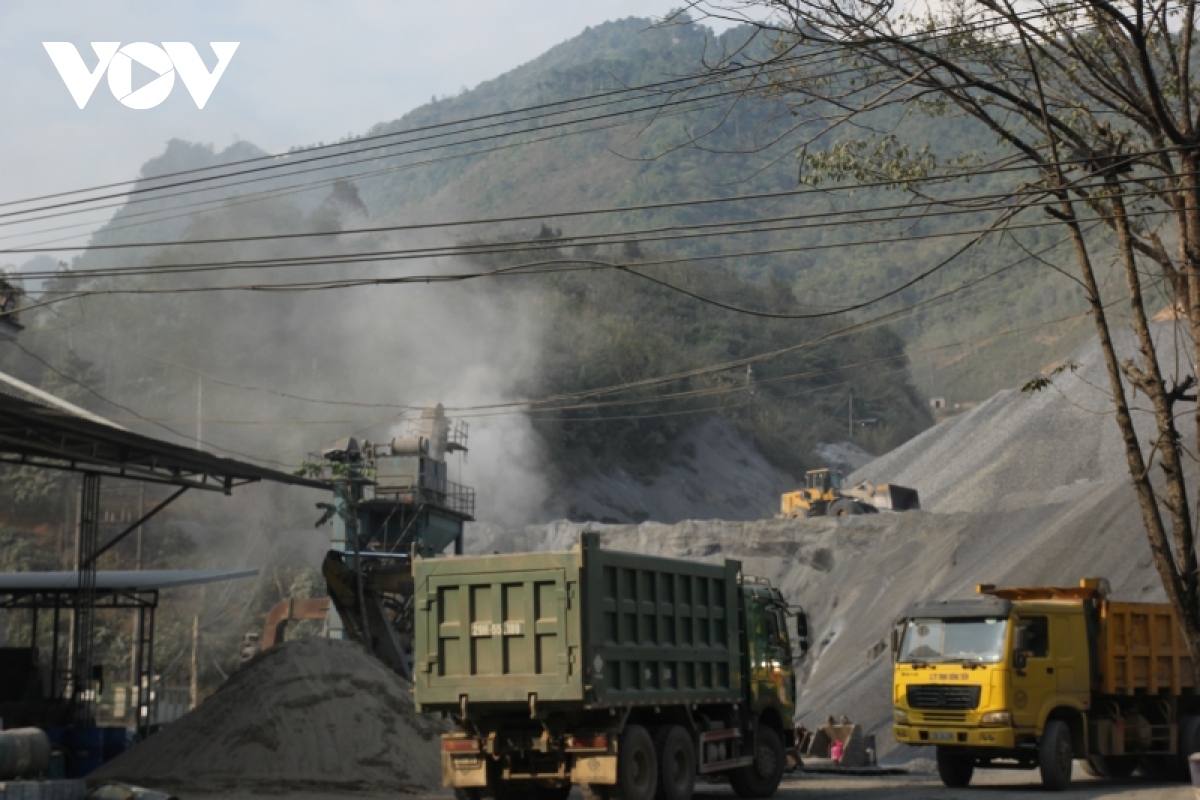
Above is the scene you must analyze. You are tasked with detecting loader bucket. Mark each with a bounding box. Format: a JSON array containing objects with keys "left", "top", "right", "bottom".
[{"left": 877, "top": 484, "right": 920, "bottom": 511}]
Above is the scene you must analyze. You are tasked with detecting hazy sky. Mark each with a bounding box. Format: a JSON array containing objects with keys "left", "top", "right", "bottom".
[{"left": 1, "top": 1, "right": 725, "bottom": 261}]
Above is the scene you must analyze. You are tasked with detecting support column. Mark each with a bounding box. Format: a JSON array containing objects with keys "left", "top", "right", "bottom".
[
  {"left": 133, "top": 598, "right": 156, "bottom": 739},
  {"left": 327, "top": 481, "right": 358, "bottom": 640},
  {"left": 70, "top": 473, "right": 100, "bottom": 724}
]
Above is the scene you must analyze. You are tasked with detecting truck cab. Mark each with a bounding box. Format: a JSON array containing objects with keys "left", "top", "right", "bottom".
[{"left": 741, "top": 582, "right": 802, "bottom": 734}]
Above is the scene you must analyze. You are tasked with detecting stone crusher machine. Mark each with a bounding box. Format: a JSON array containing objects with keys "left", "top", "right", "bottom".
[
  {"left": 779, "top": 468, "right": 920, "bottom": 518},
  {"left": 313, "top": 404, "right": 474, "bottom": 679}
]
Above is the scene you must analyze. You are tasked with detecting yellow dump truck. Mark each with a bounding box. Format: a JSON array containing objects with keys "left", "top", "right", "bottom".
[{"left": 891, "top": 578, "right": 1199, "bottom": 790}]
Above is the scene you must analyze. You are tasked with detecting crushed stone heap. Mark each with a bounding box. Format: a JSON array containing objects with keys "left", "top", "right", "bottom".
[{"left": 92, "top": 637, "right": 446, "bottom": 794}]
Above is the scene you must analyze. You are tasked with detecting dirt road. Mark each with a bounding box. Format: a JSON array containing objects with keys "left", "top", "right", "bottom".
[
  {"left": 749, "top": 770, "right": 1194, "bottom": 799},
  {"left": 172, "top": 768, "right": 1194, "bottom": 800}
]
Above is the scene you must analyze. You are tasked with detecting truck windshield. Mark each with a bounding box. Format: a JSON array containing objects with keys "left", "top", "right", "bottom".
[{"left": 898, "top": 617, "right": 1008, "bottom": 664}]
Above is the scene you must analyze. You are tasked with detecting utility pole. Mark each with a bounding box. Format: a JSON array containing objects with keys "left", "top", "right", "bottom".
[
  {"left": 195, "top": 374, "right": 203, "bottom": 451},
  {"left": 189, "top": 614, "right": 200, "bottom": 709},
  {"left": 848, "top": 388, "right": 854, "bottom": 438},
  {"left": 128, "top": 483, "right": 144, "bottom": 724}
]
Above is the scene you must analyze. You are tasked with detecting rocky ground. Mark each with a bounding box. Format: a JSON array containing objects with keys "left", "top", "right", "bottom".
[{"left": 165, "top": 770, "right": 1195, "bottom": 800}]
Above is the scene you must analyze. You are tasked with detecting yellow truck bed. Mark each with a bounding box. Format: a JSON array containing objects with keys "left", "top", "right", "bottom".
[{"left": 1100, "top": 602, "right": 1195, "bottom": 695}]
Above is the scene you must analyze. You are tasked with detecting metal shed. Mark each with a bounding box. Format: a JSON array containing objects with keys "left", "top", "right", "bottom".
[
  {"left": 0, "top": 381, "right": 326, "bottom": 727},
  {"left": 0, "top": 569, "right": 257, "bottom": 736}
]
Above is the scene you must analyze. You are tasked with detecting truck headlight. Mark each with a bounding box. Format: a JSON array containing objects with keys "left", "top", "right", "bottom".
[
  {"left": 980, "top": 711, "right": 1011, "bottom": 727},
  {"left": 893, "top": 709, "right": 909, "bottom": 724}
]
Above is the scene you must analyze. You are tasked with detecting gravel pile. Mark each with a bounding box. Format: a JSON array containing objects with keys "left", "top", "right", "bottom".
[
  {"left": 852, "top": 322, "right": 1196, "bottom": 513},
  {"left": 90, "top": 638, "right": 447, "bottom": 794}
]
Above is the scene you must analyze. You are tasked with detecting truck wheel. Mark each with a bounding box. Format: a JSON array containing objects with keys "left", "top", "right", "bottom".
[
  {"left": 613, "top": 725, "right": 658, "bottom": 800},
  {"left": 728, "top": 725, "right": 785, "bottom": 798},
  {"left": 828, "top": 499, "right": 860, "bottom": 517},
  {"left": 935, "top": 748, "right": 973, "bottom": 788},
  {"left": 1038, "top": 719, "right": 1074, "bottom": 791},
  {"left": 654, "top": 726, "right": 696, "bottom": 800}
]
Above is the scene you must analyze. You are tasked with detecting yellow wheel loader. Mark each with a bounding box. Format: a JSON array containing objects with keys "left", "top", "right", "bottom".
[{"left": 779, "top": 468, "right": 920, "bottom": 518}]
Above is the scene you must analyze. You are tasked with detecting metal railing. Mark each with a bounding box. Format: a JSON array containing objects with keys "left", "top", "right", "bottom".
[{"left": 367, "top": 479, "right": 475, "bottom": 518}]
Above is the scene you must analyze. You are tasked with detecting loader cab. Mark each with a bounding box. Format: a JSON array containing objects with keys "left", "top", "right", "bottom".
[{"left": 805, "top": 469, "right": 844, "bottom": 494}]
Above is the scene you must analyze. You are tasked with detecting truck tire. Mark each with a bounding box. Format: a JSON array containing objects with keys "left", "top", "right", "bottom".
[
  {"left": 654, "top": 726, "right": 695, "bottom": 800},
  {"left": 828, "top": 499, "right": 860, "bottom": 517},
  {"left": 935, "top": 747, "right": 973, "bottom": 788},
  {"left": 612, "top": 725, "right": 657, "bottom": 800},
  {"left": 1038, "top": 719, "right": 1074, "bottom": 791},
  {"left": 728, "top": 725, "right": 785, "bottom": 798}
]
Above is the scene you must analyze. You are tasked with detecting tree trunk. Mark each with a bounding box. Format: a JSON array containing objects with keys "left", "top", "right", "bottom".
[{"left": 1107, "top": 180, "right": 1200, "bottom": 683}]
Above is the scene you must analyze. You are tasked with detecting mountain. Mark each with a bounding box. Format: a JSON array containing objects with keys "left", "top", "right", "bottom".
[
  {"left": 74, "top": 16, "right": 1097, "bottom": 408},
  {"left": 6, "top": 14, "right": 1119, "bottom": 529}
]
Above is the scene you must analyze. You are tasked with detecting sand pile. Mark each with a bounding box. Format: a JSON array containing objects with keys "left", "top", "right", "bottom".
[{"left": 91, "top": 637, "right": 447, "bottom": 794}]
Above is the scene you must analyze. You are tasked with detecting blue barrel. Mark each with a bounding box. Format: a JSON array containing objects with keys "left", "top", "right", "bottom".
[
  {"left": 102, "top": 727, "right": 128, "bottom": 760},
  {"left": 67, "top": 727, "right": 104, "bottom": 777}
]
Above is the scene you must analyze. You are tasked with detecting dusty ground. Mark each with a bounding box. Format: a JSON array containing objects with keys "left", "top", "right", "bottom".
[{"left": 165, "top": 768, "right": 1195, "bottom": 800}]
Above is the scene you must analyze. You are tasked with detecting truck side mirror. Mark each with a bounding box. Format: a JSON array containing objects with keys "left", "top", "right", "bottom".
[
  {"left": 1013, "top": 649, "right": 1027, "bottom": 670},
  {"left": 795, "top": 612, "right": 809, "bottom": 640},
  {"left": 890, "top": 626, "right": 902, "bottom": 659}
]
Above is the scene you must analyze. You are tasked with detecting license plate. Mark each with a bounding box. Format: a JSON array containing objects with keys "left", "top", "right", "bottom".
[{"left": 930, "top": 732, "right": 955, "bottom": 742}]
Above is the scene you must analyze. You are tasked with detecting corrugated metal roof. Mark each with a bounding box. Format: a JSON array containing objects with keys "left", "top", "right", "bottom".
[
  {"left": 0, "top": 386, "right": 327, "bottom": 492},
  {"left": 0, "top": 569, "right": 259, "bottom": 592}
]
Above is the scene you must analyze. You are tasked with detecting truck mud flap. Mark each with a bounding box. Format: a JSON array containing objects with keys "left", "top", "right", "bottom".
[{"left": 572, "top": 754, "right": 618, "bottom": 784}]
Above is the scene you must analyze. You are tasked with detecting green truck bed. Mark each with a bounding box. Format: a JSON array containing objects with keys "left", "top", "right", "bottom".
[{"left": 413, "top": 532, "right": 743, "bottom": 711}]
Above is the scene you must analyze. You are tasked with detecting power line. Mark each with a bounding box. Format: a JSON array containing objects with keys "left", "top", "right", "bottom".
[
  {"left": 12, "top": 157, "right": 1183, "bottom": 288},
  {"left": 0, "top": 1, "right": 1083, "bottom": 217},
  {"left": 5, "top": 144, "right": 1185, "bottom": 292},
  {"left": 9, "top": 201, "right": 1165, "bottom": 325},
  {"left": 7, "top": 339, "right": 297, "bottom": 467},
  {"left": 443, "top": 227, "right": 1100, "bottom": 414},
  {"left": 0, "top": 0, "right": 1137, "bottom": 237}
]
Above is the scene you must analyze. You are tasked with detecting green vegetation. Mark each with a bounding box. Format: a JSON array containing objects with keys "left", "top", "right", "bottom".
[{"left": 469, "top": 236, "right": 930, "bottom": 478}]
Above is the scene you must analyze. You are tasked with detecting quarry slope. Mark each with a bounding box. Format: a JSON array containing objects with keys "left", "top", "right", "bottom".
[
  {"left": 851, "top": 323, "right": 1196, "bottom": 513},
  {"left": 473, "top": 322, "right": 1197, "bottom": 763},
  {"left": 540, "top": 417, "right": 797, "bottom": 524}
]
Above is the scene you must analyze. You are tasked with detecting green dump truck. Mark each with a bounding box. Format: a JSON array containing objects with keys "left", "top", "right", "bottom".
[{"left": 412, "top": 533, "right": 808, "bottom": 800}]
